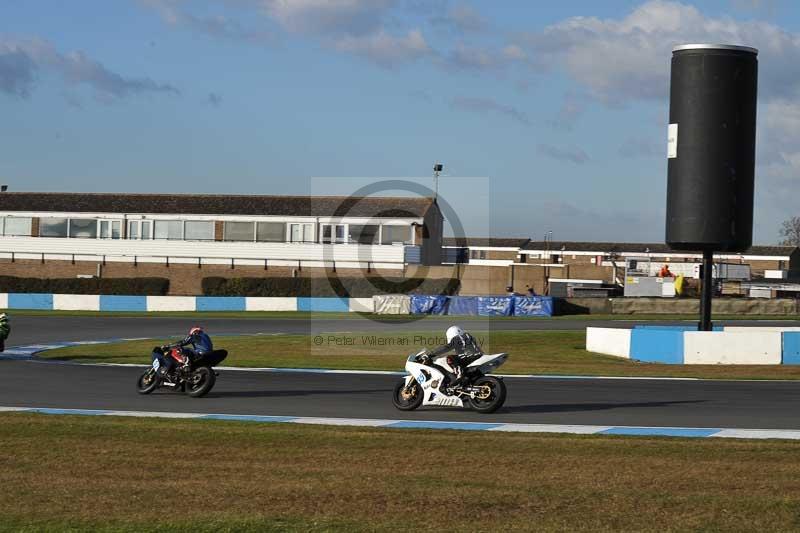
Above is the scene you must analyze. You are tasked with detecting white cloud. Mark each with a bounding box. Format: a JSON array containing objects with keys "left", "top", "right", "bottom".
[
  {"left": 517, "top": 0, "right": 800, "bottom": 103},
  {"left": 143, "top": 0, "right": 276, "bottom": 45},
  {"left": 537, "top": 143, "right": 589, "bottom": 164},
  {"left": 430, "top": 3, "right": 487, "bottom": 33},
  {"left": 334, "top": 28, "right": 431, "bottom": 66},
  {"left": 0, "top": 37, "right": 179, "bottom": 100},
  {"left": 263, "top": 0, "right": 395, "bottom": 36},
  {"left": 450, "top": 96, "right": 531, "bottom": 126}
]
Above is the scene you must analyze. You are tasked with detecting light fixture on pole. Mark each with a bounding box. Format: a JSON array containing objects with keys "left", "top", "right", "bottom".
[{"left": 433, "top": 163, "right": 443, "bottom": 200}]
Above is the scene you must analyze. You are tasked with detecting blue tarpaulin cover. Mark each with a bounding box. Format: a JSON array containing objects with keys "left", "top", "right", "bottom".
[
  {"left": 410, "top": 295, "right": 449, "bottom": 315},
  {"left": 447, "top": 296, "right": 479, "bottom": 316},
  {"left": 512, "top": 296, "right": 553, "bottom": 317},
  {"left": 477, "top": 296, "right": 513, "bottom": 316}
]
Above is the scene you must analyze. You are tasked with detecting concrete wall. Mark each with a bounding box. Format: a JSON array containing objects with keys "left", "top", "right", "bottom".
[
  {"left": 586, "top": 327, "right": 631, "bottom": 358},
  {"left": 684, "top": 331, "right": 782, "bottom": 364},
  {"left": 588, "top": 326, "right": 788, "bottom": 365}
]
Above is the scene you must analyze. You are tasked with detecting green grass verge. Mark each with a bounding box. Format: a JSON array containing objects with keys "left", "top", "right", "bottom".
[
  {"left": 41, "top": 330, "right": 800, "bottom": 380},
  {"left": 2, "top": 413, "right": 800, "bottom": 531}
]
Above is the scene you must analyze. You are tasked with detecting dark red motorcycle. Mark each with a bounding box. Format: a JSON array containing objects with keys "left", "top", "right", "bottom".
[{"left": 136, "top": 343, "right": 228, "bottom": 398}]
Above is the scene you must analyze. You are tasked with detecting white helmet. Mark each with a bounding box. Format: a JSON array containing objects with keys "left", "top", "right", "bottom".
[{"left": 446, "top": 325, "right": 464, "bottom": 343}]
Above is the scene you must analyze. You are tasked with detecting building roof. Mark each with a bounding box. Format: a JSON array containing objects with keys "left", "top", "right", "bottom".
[
  {"left": 442, "top": 237, "right": 531, "bottom": 249},
  {"left": 0, "top": 192, "right": 435, "bottom": 218},
  {"left": 522, "top": 241, "right": 797, "bottom": 257}
]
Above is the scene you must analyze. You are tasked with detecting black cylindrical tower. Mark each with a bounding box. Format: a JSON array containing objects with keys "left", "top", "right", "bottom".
[{"left": 666, "top": 44, "right": 758, "bottom": 252}]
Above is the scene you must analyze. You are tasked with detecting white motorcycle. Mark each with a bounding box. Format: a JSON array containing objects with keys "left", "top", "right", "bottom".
[{"left": 392, "top": 350, "right": 508, "bottom": 414}]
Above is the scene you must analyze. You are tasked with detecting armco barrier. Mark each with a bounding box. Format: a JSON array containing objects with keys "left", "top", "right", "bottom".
[
  {"left": 147, "top": 296, "right": 196, "bottom": 312},
  {"left": 586, "top": 327, "right": 631, "bottom": 358},
  {"left": 8, "top": 293, "right": 53, "bottom": 310},
  {"left": 195, "top": 296, "right": 246, "bottom": 312},
  {"left": 99, "top": 295, "right": 147, "bottom": 312},
  {"left": 245, "top": 297, "right": 296, "bottom": 312},
  {"left": 684, "top": 331, "right": 782, "bottom": 365},
  {"left": 53, "top": 294, "right": 100, "bottom": 311},
  {"left": 297, "top": 297, "right": 350, "bottom": 313}
]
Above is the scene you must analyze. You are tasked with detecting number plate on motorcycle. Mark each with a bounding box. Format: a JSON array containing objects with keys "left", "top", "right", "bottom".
[{"left": 152, "top": 359, "right": 160, "bottom": 370}]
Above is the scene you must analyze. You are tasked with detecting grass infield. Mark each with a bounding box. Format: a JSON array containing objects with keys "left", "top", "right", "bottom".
[
  {"left": 2, "top": 412, "right": 800, "bottom": 531},
  {"left": 42, "top": 330, "right": 800, "bottom": 380}
]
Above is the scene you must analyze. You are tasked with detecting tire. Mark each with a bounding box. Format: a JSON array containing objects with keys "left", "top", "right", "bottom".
[
  {"left": 392, "top": 379, "right": 423, "bottom": 411},
  {"left": 186, "top": 366, "right": 216, "bottom": 398},
  {"left": 136, "top": 369, "right": 159, "bottom": 395},
  {"left": 468, "top": 376, "right": 506, "bottom": 414}
]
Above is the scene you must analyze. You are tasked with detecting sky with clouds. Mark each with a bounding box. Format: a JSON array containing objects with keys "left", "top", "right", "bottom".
[{"left": 1, "top": 0, "right": 799, "bottom": 243}]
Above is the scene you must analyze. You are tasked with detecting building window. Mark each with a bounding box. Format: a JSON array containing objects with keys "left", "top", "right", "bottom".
[
  {"left": 1, "top": 217, "right": 32, "bottom": 236},
  {"left": 184, "top": 221, "right": 214, "bottom": 241},
  {"left": 348, "top": 224, "right": 379, "bottom": 244},
  {"left": 154, "top": 220, "right": 183, "bottom": 240},
  {"left": 257, "top": 222, "right": 286, "bottom": 242},
  {"left": 128, "top": 220, "right": 152, "bottom": 240},
  {"left": 321, "top": 224, "right": 345, "bottom": 244},
  {"left": 68, "top": 218, "right": 98, "bottom": 239},
  {"left": 224, "top": 221, "right": 255, "bottom": 242},
  {"left": 99, "top": 220, "right": 121, "bottom": 239},
  {"left": 381, "top": 225, "right": 410, "bottom": 245},
  {"left": 40, "top": 218, "right": 68, "bottom": 238},
  {"left": 289, "top": 223, "right": 314, "bottom": 243}
]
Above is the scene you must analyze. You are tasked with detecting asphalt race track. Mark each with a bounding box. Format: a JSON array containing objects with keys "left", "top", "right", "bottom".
[
  {"left": 4, "top": 315, "right": 800, "bottom": 431},
  {"left": 2, "top": 360, "right": 800, "bottom": 429}
]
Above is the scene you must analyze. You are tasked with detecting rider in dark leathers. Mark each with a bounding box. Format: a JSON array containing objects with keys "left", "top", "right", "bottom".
[
  {"left": 428, "top": 325, "right": 483, "bottom": 390},
  {"left": 180, "top": 326, "right": 213, "bottom": 360}
]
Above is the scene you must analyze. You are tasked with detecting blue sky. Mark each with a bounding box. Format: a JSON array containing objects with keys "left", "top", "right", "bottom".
[{"left": 2, "top": 0, "right": 799, "bottom": 243}]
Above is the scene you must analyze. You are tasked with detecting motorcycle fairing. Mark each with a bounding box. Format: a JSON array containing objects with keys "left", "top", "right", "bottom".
[
  {"left": 404, "top": 358, "right": 464, "bottom": 408},
  {"left": 466, "top": 353, "right": 508, "bottom": 374}
]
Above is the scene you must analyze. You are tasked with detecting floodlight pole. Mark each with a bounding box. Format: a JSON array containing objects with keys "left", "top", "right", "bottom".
[
  {"left": 699, "top": 250, "right": 714, "bottom": 331},
  {"left": 433, "top": 164, "right": 442, "bottom": 200}
]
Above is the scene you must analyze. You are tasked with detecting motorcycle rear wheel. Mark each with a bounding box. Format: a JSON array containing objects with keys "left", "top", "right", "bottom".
[
  {"left": 392, "top": 379, "right": 423, "bottom": 411},
  {"left": 136, "top": 369, "right": 159, "bottom": 395},
  {"left": 186, "top": 366, "right": 216, "bottom": 398},
  {"left": 468, "top": 376, "right": 506, "bottom": 413}
]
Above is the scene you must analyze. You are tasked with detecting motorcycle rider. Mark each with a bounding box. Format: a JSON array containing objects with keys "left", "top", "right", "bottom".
[
  {"left": 154, "top": 326, "right": 213, "bottom": 380},
  {"left": 180, "top": 326, "right": 213, "bottom": 361},
  {"left": 427, "top": 325, "right": 483, "bottom": 391}
]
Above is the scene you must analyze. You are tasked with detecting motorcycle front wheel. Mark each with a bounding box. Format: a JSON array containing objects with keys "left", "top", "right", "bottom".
[
  {"left": 186, "top": 366, "right": 216, "bottom": 398},
  {"left": 136, "top": 369, "right": 159, "bottom": 395},
  {"left": 392, "top": 379, "right": 423, "bottom": 411},
  {"left": 468, "top": 376, "right": 506, "bottom": 414}
]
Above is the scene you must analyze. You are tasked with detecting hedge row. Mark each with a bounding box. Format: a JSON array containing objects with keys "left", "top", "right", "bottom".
[
  {"left": 0, "top": 276, "right": 170, "bottom": 296},
  {"left": 202, "top": 277, "right": 460, "bottom": 297}
]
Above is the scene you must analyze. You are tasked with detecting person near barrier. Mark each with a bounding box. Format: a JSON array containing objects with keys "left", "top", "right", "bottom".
[
  {"left": 526, "top": 286, "right": 537, "bottom": 297},
  {"left": 427, "top": 325, "right": 483, "bottom": 391},
  {"left": 0, "top": 313, "right": 10, "bottom": 352}
]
